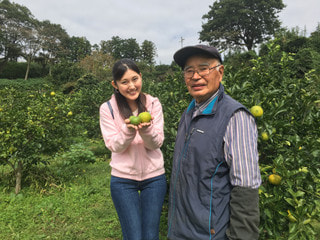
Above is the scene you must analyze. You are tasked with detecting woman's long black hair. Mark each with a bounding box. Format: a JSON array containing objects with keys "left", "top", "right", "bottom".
[{"left": 112, "top": 58, "right": 147, "bottom": 119}]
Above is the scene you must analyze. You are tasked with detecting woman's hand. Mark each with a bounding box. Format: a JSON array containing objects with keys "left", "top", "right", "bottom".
[
  {"left": 137, "top": 117, "right": 153, "bottom": 130},
  {"left": 124, "top": 118, "right": 139, "bottom": 131},
  {"left": 124, "top": 116, "right": 154, "bottom": 130}
]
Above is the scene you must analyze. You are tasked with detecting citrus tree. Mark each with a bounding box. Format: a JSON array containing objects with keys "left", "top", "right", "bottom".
[
  {"left": 224, "top": 42, "right": 320, "bottom": 239},
  {"left": 0, "top": 88, "right": 77, "bottom": 194},
  {"left": 143, "top": 68, "right": 191, "bottom": 181},
  {"left": 71, "top": 73, "right": 113, "bottom": 138}
]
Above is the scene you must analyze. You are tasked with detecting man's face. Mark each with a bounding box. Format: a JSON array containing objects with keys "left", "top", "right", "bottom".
[{"left": 184, "top": 55, "right": 224, "bottom": 103}]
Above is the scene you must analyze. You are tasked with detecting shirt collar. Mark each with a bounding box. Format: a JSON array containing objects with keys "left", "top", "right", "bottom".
[
  {"left": 196, "top": 89, "right": 219, "bottom": 112},
  {"left": 187, "top": 89, "right": 220, "bottom": 114}
]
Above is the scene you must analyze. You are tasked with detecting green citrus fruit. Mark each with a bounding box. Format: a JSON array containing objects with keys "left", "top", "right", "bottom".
[
  {"left": 129, "top": 116, "right": 141, "bottom": 125},
  {"left": 261, "top": 132, "right": 269, "bottom": 141},
  {"left": 138, "top": 111, "right": 152, "bottom": 123},
  {"left": 268, "top": 174, "right": 281, "bottom": 185},
  {"left": 250, "top": 105, "right": 263, "bottom": 117}
]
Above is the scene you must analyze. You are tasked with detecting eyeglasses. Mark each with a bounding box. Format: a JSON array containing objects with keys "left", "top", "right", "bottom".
[{"left": 183, "top": 64, "right": 221, "bottom": 78}]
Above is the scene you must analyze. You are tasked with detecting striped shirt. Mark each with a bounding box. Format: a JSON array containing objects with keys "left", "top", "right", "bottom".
[{"left": 194, "top": 91, "right": 261, "bottom": 189}]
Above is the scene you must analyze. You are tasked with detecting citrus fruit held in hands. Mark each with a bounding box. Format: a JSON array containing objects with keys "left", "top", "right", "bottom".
[
  {"left": 250, "top": 105, "right": 263, "bottom": 117},
  {"left": 261, "top": 132, "right": 269, "bottom": 141},
  {"left": 129, "top": 116, "right": 141, "bottom": 125},
  {"left": 138, "top": 111, "right": 152, "bottom": 123},
  {"left": 268, "top": 174, "right": 281, "bottom": 185}
]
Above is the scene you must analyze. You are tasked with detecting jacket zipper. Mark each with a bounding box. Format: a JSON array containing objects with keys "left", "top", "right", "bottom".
[{"left": 168, "top": 125, "right": 196, "bottom": 234}]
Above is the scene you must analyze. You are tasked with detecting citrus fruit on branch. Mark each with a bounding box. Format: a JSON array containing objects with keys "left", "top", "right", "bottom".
[
  {"left": 268, "top": 174, "right": 282, "bottom": 185},
  {"left": 250, "top": 105, "right": 263, "bottom": 117},
  {"left": 261, "top": 132, "right": 269, "bottom": 141}
]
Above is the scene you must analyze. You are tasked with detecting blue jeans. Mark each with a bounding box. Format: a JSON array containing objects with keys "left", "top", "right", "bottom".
[{"left": 110, "top": 174, "right": 167, "bottom": 240}]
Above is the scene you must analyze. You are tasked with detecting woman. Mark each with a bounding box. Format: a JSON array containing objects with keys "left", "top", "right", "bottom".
[{"left": 99, "top": 58, "right": 167, "bottom": 240}]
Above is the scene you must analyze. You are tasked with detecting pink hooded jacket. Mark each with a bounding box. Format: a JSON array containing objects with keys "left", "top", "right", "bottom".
[{"left": 99, "top": 93, "right": 165, "bottom": 181}]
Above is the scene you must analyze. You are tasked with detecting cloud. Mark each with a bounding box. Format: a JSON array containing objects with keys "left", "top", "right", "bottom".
[
  {"left": 11, "top": 0, "right": 320, "bottom": 64},
  {"left": 279, "top": 0, "right": 320, "bottom": 34}
]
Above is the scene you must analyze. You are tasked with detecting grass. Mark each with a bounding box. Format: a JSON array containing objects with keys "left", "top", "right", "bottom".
[
  {"left": 0, "top": 157, "right": 168, "bottom": 240},
  {"left": 1, "top": 151, "right": 318, "bottom": 240}
]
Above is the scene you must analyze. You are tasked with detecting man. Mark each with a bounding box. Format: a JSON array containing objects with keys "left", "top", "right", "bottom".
[{"left": 167, "top": 45, "right": 261, "bottom": 240}]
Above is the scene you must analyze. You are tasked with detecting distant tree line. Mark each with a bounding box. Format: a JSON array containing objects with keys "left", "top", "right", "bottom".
[
  {"left": 1, "top": 0, "right": 319, "bottom": 83},
  {"left": 0, "top": 0, "right": 157, "bottom": 80}
]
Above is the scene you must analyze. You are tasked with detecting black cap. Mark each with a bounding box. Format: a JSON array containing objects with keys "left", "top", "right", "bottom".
[{"left": 173, "top": 44, "right": 222, "bottom": 68}]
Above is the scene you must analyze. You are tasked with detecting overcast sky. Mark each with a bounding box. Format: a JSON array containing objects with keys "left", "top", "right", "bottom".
[{"left": 12, "top": 0, "right": 320, "bottom": 65}]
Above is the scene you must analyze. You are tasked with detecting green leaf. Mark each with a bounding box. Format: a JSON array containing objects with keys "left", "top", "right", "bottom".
[
  {"left": 289, "top": 222, "right": 298, "bottom": 234},
  {"left": 311, "top": 150, "right": 319, "bottom": 157},
  {"left": 285, "top": 197, "right": 295, "bottom": 207}
]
